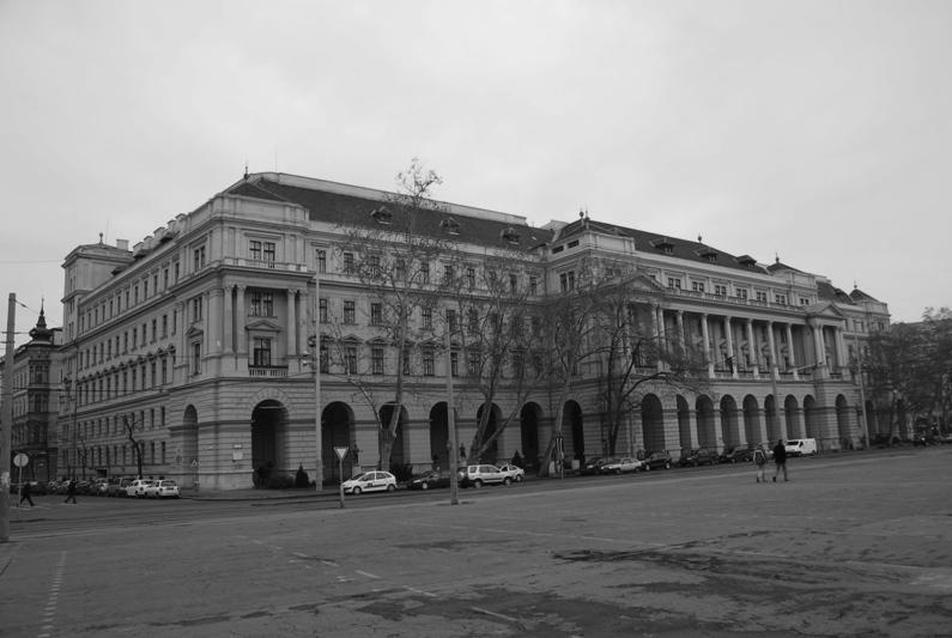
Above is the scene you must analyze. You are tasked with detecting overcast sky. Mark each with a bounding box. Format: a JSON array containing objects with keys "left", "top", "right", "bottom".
[{"left": 1, "top": 0, "right": 949, "bottom": 344}]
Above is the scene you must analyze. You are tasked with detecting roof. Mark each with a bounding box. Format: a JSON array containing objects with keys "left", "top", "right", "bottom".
[
  {"left": 817, "top": 281, "right": 856, "bottom": 305},
  {"left": 227, "top": 175, "right": 553, "bottom": 252},
  {"left": 555, "top": 218, "right": 767, "bottom": 274},
  {"left": 849, "top": 288, "right": 881, "bottom": 303}
]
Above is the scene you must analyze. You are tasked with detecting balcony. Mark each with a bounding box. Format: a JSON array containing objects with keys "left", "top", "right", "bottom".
[{"left": 248, "top": 365, "right": 288, "bottom": 378}]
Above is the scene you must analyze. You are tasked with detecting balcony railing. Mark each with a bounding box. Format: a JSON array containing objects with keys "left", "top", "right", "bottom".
[{"left": 249, "top": 366, "right": 289, "bottom": 378}]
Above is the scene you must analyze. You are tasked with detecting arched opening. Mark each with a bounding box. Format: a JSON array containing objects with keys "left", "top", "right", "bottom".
[
  {"left": 475, "top": 403, "right": 502, "bottom": 464},
  {"left": 323, "top": 402, "right": 354, "bottom": 484},
  {"left": 562, "top": 400, "right": 585, "bottom": 465},
  {"left": 742, "top": 395, "right": 761, "bottom": 446},
  {"left": 640, "top": 394, "right": 665, "bottom": 454},
  {"left": 784, "top": 395, "right": 801, "bottom": 439},
  {"left": 836, "top": 394, "right": 852, "bottom": 449},
  {"left": 378, "top": 403, "right": 408, "bottom": 472},
  {"left": 520, "top": 403, "right": 542, "bottom": 471},
  {"left": 764, "top": 395, "right": 781, "bottom": 443},
  {"left": 696, "top": 396, "right": 716, "bottom": 450},
  {"left": 251, "top": 399, "right": 289, "bottom": 488},
  {"left": 804, "top": 395, "right": 820, "bottom": 440},
  {"left": 182, "top": 405, "right": 198, "bottom": 488},
  {"left": 676, "top": 395, "right": 692, "bottom": 451},
  {"left": 428, "top": 402, "right": 455, "bottom": 471},
  {"left": 720, "top": 395, "right": 740, "bottom": 448}
]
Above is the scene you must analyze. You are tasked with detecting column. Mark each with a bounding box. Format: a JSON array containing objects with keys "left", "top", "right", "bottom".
[
  {"left": 286, "top": 289, "right": 297, "bottom": 358},
  {"left": 766, "top": 322, "right": 779, "bottom": 379},
  {"left": 676, "top": 310, "right": 686, "bottom": 353},
  {"left": 834, "top": 326, "right": 848, "bottom": 375},
  {"left": 746, "top": 319, "right": 758, "bottom": 377},
  {"left": 223, "top": 285, "right": 234, "bottom": 354},
  {"left": 724, "top": 315, "right": 737, "bottom": 378},
  {"left": 209, "top": 288, "right": 223, "bottom": 355},
  {"left": 786, "top": 323, "right": 799, "bottom": 380},
  {"left": 701, "top": 314, "right": 714, "bottom": 378},
  {"left": 811, "top": 320, "right": 828, "bottom": 378},
  {"left": 235, "top": 285, "right": 247, "bottom": 355},
  {"left": 655, "top": 305, "right": 666, "bottom": 371}
]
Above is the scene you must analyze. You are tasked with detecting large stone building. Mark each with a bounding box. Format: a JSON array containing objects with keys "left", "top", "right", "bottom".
[{"left": 56, "top": 172, "right": 890, "bottom": 490}]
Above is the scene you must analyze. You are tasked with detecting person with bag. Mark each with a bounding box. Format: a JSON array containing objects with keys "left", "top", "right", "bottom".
[
  {"left": 772, "top": 439, "right": 788, "bottom": 482},
  {"left": 753, "top": 445, "right": 768, "bottom": 483}
]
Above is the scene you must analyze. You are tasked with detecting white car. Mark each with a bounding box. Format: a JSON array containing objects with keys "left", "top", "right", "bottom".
[
  {"left": 458, "top": 464, "right": 510, "bottom": 488},
  {"left": 148, "top": 479, "right": 180, "bottom": 499},
  {"left": 126, "top": 479, "right": 154, "bottom": 498},
  {"left": 341, "top": 471, "right": 397, "bottom": 495},
  {"left": 496, "top": 464, "right": 525, "bottom": 482},
  {"left": 785, "top": 438, "right": 818, "bottom": 457},
  {"left": 601, "top": 457, "right": 645, "bottom": 474}
]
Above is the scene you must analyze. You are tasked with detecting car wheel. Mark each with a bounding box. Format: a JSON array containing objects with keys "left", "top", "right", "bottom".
[
  {"left": 645, "top": 465, "right": 651, "bottom": 471},
  {"left": 665, "top": 462, "right": 671, "bottom": 470},
  {"left": 352, "top": 486, "right": 362, "bottom": 495},
  {"left": 387, "top": 484, "right": 396, "bottom": 492},
  {"left": 515, "top": 475, "right": 523, "bottom": 482},
  {"left": 615, "top": 469, "right": 622, "bottom": 475},
  {"left": 421, "top": 482, "right": 429, "bottom": 490},
  {"left": 503, "top": 477, "right": 511, "bottom": 486},
  {"left": 473, "top": 479, "right": 483, "bottom": 488}
]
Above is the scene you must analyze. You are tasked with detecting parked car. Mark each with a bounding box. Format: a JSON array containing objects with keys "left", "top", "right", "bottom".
[
  {"left": 679, "top": 448, "right": 717, "bottom": 467},
  {"left": 600, "top": 457, "right": 645, "bottom": 474},
  {"left": 496, "top": 463, "right": 525, "bottom": 482},
  {"left": 643, "top": 451, "right": 673, "bottom": 470},
  {"left": 150, "top": 479, "right": 180, "bottom": 498},
  {"left": 720, "top": 446, "right": 754, "bottom": 464},
  {"left": 785, "top": 438, "right": 818, "bottom": 457},
  {"left": 126, "top": 479, "right": 154, "bottom": 498},
  {"left": 580, "top": 457, "right": 606, "bottom": 475},
  {"left": 341, "top": 471, "right": 397, "bottom": 495},
  {"left": 458, "top": 464, "right": 511, "bottom": 488},
  {"left": 408, "top": 471, "right": 451, "bottom": 491}
]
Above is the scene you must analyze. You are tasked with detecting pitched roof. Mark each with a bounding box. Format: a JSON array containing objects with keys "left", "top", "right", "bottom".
[
  {"left": 227, "top": 175, "right": 552, "bottom": 252},
  {"left": 849, "top": 288, "right": 881, "bottom": 303},
  {"left": 817, "top": 281, "right": 856, "bottom": 305}
]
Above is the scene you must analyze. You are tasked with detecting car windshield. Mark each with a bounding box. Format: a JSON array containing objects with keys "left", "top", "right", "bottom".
[{"left": 351, "top": 472, "right": 373, "bottom": 481}]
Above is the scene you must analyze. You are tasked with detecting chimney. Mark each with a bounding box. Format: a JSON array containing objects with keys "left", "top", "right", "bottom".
[{"left": 116, "top": 239, "right": 130, "bottom": 251}]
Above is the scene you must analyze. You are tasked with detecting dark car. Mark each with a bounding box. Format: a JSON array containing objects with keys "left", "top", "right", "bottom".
[
  {"left": 720, "top": 446, "right": 754, "bottom": 464},
  {"left": 580, "top": 457, "right": 606, "bottom": 475},
  {"left": 679, "top": 448, "right": 717, "bottom": 467},
  {"left": 643, "top": 451, "right": 673, "bottom": 470},
  {"left": 408, "top": 471, "right": 451, "bottom": 491}
]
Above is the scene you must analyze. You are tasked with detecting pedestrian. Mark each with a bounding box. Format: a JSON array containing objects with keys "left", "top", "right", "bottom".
[
  {"left": 753, "top": 445, "right": 768, "bottom": 483},
  {"left": 19, "top": 481, "right": 35, "bottom": 507},
  {"left": 772, "top": 439, "right": 788, "bottom": 482},
  {"left": 64, "top": 478, "right": 78, "bottom": 504}
]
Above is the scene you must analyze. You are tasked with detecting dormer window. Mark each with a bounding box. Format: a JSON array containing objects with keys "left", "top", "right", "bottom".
[
  {"left": 370, "top": 206, "right": 391, "bottom": 224},
  {"left": 501, "top": 227, "right": 520, "bottom": 245},
  {"left": 651, "top": 237, "right": 675, "bottom": 255},
  {"left": 736, "top": 255, "right": 758, "bottom": 270},
  {"left": 440, "top": 217, "right": 460, "bottom": 235}
]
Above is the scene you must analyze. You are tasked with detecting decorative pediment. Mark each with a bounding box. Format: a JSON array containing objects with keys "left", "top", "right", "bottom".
[
  {"left": 244, "top": 318, "right": 281, "bottom": 333},
  {"left": 804, "top": 302, "right": 847, "bottom": 321},
  {"left": 185, "top": 325, "right": 205, "bottom": 339}
]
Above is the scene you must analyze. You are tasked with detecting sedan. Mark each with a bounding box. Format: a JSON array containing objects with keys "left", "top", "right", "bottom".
[
  {"left": 408, "top": 471, "right": 451, "bottom": 491},
  {"left": 151, "top": 479, "right": 180, "bottom": 498},
  {"left": 600, "top": 457, "right": 645, "bottom": 474},
  {"left": 126, "top": 479, "right": 155, "bottom": 498},
  {"left": 643, "top": 451, "right": 673, "bottom": 470},
  {"left": 496, "top": 464, "right": 525, "bottom": 482},
  {"left": 342, "top": 471, "right": 397, "bottom": 495}
]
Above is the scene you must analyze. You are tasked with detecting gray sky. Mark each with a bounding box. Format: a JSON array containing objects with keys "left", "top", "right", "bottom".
[{"left": 2, "top": 0, "right": 949, "bottom": 343}]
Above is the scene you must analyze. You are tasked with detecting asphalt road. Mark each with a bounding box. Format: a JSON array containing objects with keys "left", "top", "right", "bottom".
[{"left": 1, "top": 447, "right": 950, "bottom": 637}]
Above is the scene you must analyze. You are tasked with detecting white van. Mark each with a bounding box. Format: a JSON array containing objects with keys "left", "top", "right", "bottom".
[{"left": 785, "top": 438, "right": 818, "bottom": 457}]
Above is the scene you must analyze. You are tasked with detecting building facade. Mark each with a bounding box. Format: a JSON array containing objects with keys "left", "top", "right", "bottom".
[{"left": 56, "top": 172, "right": 890, "bottom": 490}]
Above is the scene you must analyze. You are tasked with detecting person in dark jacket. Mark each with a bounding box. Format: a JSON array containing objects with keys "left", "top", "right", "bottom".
[
  {"left": 64, "top": 479, "right": 78, "bottom": 504},
  {"left": 19, "top": 481, "right": 35, "bottom": 507},
  {"left": 772, "top": 440, "right": 788, "bottom": 482}
]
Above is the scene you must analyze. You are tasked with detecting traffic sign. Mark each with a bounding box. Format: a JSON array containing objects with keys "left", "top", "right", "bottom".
[
  {"left": 13, "top": 453, "right": 29, "bottom": 468},
  {"left": 334, "top": 446, "right": 349, "bottom": 460}
]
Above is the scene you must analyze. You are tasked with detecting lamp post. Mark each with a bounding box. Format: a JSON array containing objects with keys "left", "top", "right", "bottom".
[{"left": 313, "top": 271, "right": 323, "bottom": 492}]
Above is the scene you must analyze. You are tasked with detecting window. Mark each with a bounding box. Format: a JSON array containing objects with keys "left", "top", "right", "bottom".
[
  {"left": 162, "top": 314, "right": 168, "bottom": 337},
  {"left": 319, "top": 298, "right": 328, "bottom": 323},
  {"left": 192, "top": 296, "right": 203, "bottom": 322},
  {"left": 345, "top": 346, "right": 358, "bottom": 375},
  {"left": 143, "top": 279, "right": 149, "bottom": 298},
  {"left": 342, "top": 252, "right": 355, "bottom": 273},
  {"left": 466, "top": 267, "right": 476, "bottom": 289},
  {"left": 173, "top": 261, "right": 180, "bottom": 281},
  {"left": 691, "top": 281, "right": 706, "bottom": 293},
  {"left": 736, "top": 288, "right": 748, "bottom": 300},
  {"left": 370, "top": 302, "right": 383, "bottom": 326},
  {"left": 317, "top": 249, "right": 327, "bottom": 273},
  {"left": 800, "top": 297, "right": 810, "bottom": 306},
  {"left": 343, "top": 300, "right": 356, "bottom": 324},
  {"left": 395, "top": 259, "right": 406, "bottom": 281},
  {"left": 667, "top": 277, "right": 682, "bottom": 290},
  {"left": 193, "top": 245, "right": 206, "bottom": 271},
  {"left": 250, "top": 240, "right": 262, "bottom": 260},
  {"left": 509, "top": 273, "right": 518, "bottom": 293},
  {"left": 150, "top": 360, "right": 156, "bottom": 387},
  {"left": 443, "top": 264, "right": 454, "bottom": 283},
  {"left": 371, "top": 347, "right": 384, "bottom": 375},
  {"left": 250, "top": 292, "right": 274, "bottom": 317},
  {"left": 132, "top": 327, "right": 138, "bottom": 349},
  {"left": 422, "top": 307, "right": 433, "bottom": 329},
  {"left": 529, "top": 276, "right": 538, "bottom": 295},
  {"left": 151, "top": 319, "right": 157, "bottom": 342},
  {"left": 320, "top": 342, "right": 329, "bottom": 373},
  {"left": 163, "top": 268, "right": 169, "bottom": 290},
  {"left": 263, "top": 242, "right": 275, "bottom": 265},
  {"left": 420, "top": 261, "right": 430, "bottom": 284},
  {"left": 774, "top": 294, "right": 787, "bottom": 305},
  {"left": 559, "top": 271, "right": 575, "bottom": 292},
  {"left": 133, "top": 285, "right": 139, "bottom": 304},
  {"left": 253, "top": 337, "right": 272, "bottom": 367},
  {"left": 161, "top": 358, "right": 168, "bottom": 384},
  {"left": 714, "top": 284, "right": 728, "bottom": 296},
  {"left": 755, "top": 291, "right": 768, "bottom": 303},
  {"left": 468, "top": 308, "right": 479, "bottom": 334},
  {"left": 422, "top": 349, "right": 435, "bottom": 376},
  {"left": 191, "top": 342, "right": 201, "bottom": 375},
  {"left": 446, "top": 309, "right": 458, "bottom": 332},
  {"left": 402, "top": 351, "right": 411, "bottom": 375},
  {"left": 450, "top": 351, "right": 459, "bottom": 377},
  {"left": 467, "top": 349, "right": 480, "bottom": 375}
]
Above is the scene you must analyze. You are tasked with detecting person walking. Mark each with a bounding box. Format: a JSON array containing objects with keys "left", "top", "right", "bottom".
[
  {"left": 753, "top": 445, "right": 768, "bottom": 483},
  {"left": 772, "top": 439, "right": 788, "bottom": 482},
  {"left": 64, "top": 478, "right": 78, "bottom": 504},
  {"left": 19, "top": 481, "right": 35, "bottom": 507}
]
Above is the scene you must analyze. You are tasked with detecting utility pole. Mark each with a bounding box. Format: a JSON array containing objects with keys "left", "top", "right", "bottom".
[
  {"left": 2, "top": 293, "right": 17, "bottom": 542},
  {"left": 444, "top": 324, "right": 459, "bottom": 505},
  {"left": 313, "top": 272, "right": 323, "bottom": 492}
]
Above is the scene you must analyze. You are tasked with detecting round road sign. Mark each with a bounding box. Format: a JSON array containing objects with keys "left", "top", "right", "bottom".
[{"left": 13, "top": 452, "right": 29, "bottom": 468}]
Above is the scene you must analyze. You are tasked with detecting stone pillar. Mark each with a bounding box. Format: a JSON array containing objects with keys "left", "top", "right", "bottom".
[
  {"left": 834, "top": 326, "right": 848, "bottom": 375},
  {"left": 811, "top": 320, "right": 828, "bottom": 378},
  {"left": 223, "top": 285, "right": 234, "bottom": 354},
  {"left": 701, "top": 314, "right": 714, "bottom": 378},
  {"left": 767, "top": 321, "right": 779, "bottom": 379},
  {"left": 286, "top": 288, "right": 297, "bottom": 358},
  {"left": 786, "top": 323, "right": 799, "bottom": 380},
  {"left": 724, "top": 315, "right": 737, "bottom": 378},
  {"left": 676, "top": 310, "right": 686, "bottom": 353},
  {"left": 655, "top": 305, "right": 666, "bottom": 371},
  {"left": 746, "top": 318, "right": 758, "bottom": 377},
  {"left": 235, "top": 286, "right": 246, "bottom": 355}
]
